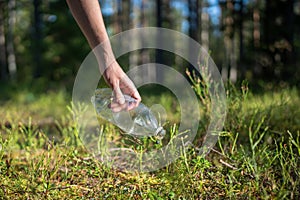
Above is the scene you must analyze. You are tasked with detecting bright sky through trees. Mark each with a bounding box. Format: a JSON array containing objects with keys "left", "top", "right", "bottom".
[{"left": 100, "top": 0, "right": 222, "bottom": 31}]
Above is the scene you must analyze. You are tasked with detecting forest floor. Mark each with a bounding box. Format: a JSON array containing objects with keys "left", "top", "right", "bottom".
[{"left": 0, "top": 82, "right": 299, "bottom": 199}]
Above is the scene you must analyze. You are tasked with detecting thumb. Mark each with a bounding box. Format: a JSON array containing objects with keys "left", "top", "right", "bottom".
[
  {"left": 113, "top": 86, "right": 125, "bottom": 105},
  {"left": 131, "top": 90, "right": 141, "bottom": 103}
]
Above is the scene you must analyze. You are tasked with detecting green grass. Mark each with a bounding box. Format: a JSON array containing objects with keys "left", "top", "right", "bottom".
[{"left": 0, "top": 81, "right": 300, "bottom": 199}]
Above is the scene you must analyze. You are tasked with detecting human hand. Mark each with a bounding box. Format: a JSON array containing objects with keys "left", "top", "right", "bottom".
[{"left": 103, "top": 61, "right": 141, "bottom": 112}]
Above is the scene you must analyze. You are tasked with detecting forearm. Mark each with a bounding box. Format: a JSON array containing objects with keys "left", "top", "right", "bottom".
[
  {"left": 66, "top": 0, "right": 108, "bottom": 48},
  {"left": 66, "top": 0, "right": 116, "bottom": 73},
  {"left": 66, "top": 0, "right": 141, "bottom": 104}
]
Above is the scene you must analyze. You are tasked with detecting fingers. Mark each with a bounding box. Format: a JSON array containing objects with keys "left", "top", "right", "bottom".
[
  {"left": 103, "top": 62, "right": 142, "bottom": 111},
  {"left": 125, "top": 90, "right": 141, "bottom": 111},
  {"left": 109, "top": 101, "right": 128, "bottom": 112},
  {"left": 131, "top": 90, "right": 141, "bottom": 103},
  {"left": 110, "top": 88, "right": 140, "bottom": 112},
  {"left": 126, "top": 100, "right": 138, "bottom": 111},
  {"left": 113, "top": 86, "right": 125, "bottom": 104},
  {"left": 119, "top": 75, "right": 141, "bottom": 107},
  {"left": 110, "top": 86, "right": 127, "bottom": 112}
]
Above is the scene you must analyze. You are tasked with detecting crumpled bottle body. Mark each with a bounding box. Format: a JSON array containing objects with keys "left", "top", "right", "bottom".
[{"left": 91, "top": 88, "right": 165, "bottom": 139}]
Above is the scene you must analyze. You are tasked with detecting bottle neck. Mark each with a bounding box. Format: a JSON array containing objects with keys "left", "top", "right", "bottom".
[{"left": 155, "top": 126, "right": 163, "bottom": 135}]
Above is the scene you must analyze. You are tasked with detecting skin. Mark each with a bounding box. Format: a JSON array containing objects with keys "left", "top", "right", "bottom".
[{"left": 66, "top": 0, "right": 141, "bottom": 111}]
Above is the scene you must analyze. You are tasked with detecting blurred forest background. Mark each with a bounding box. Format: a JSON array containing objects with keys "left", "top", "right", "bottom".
[
  {"left": 1, "top": 1, "right": 300, "bottom": 198},
  {"left": 0, "top": 0, "right": 299, "bottom": 92}
]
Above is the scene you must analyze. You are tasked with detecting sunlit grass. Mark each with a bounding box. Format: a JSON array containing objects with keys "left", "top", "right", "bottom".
[
  {"left": 0, "top": 82, "right": 300, "bottom": 199},
  {"left": 0, "top": 89, "right": 68, "bottom": 125}
]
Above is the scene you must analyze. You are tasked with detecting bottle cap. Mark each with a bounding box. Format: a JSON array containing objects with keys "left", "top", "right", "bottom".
[{"left": 155, "top": 126, "right": 166, "bottom": 139}]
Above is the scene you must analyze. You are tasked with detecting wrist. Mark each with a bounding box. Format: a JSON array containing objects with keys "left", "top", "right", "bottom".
[
  {"left": 93, "top": 42, "right": 116, "bottom": 74},
  {"left": 103, "top": 62, "right": 124, "bottom": 87}
]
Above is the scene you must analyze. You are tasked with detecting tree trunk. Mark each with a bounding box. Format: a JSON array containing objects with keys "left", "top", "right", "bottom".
[
  {"left": 221, "top": 0, "right": 237, "bottom": 82},
  {"left": 113, "top": 0, "right": 121, "bottom": 33},
  {"left": 33, "top": 0, "right": 42, "bottom": 78},
  {"left": 187, "top": 0, "right": 200, "bottom": 76},
  {"left": 238, "top": 0, "right": 246, "bottom": 79},
  {"left": 121, "top": 0, "right": 130, "bottom": 31},
  {"left": 188, "top": 0, "right": 199, "bottom": 41},
  {"left": 129, "top": 0, "right": 140, "bottom": 69},
  {"left": 140, "top": 0, "right": 153, "bottom": 82},
  {"left": 0, "top": 1, "right": 7, "bottom": 81},
  {"left": 121, "top": 0, "right": 130, "bottom": 71},
  {"left": 201, "top": 12, "right": 209, "bottom": 51},
  {"left": 7, "top": 0, "right": 17, "bottom": 79},
  {"left": 253, "top": 1, "right": 260, "bottom": 48},
  {"left": 285, "top": 0, "right": 295, "bottom": 66},
  {"left": 264, "top": 0, "right": 271, "bottom": 46},
  {"left": 156, "top": 0, "right": 163, "bottom": 82},
  {"left": 262, "top": 0, "right": 295, "bottom": 80}
]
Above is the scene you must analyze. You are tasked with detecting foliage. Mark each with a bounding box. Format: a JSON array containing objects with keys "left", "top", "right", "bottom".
[{"left": 1, "top": 0, "right": 300, "bottom": 86}]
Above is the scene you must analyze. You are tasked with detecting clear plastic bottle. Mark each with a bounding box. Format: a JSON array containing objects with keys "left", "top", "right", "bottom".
[{"left": 91, "top": 88, "right": 166, "bottom": 139}]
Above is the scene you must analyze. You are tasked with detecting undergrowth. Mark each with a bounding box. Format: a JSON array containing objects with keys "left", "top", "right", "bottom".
[{"left": 0, "top": 80, "right": 299, "bottom": 199}]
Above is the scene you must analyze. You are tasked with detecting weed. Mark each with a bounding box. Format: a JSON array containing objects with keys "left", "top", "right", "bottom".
[{"left": 0, "top": 82, "right": 300, "bottom": 198}]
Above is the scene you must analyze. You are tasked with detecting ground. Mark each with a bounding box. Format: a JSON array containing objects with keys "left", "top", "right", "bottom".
[{"left": 0, "top": 82, "right": 299, "bottom": 199}]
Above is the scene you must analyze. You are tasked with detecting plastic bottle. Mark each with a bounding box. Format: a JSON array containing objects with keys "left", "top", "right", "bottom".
[{"left": 91, "top": 88, "right": 166, "bottom": 139}]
